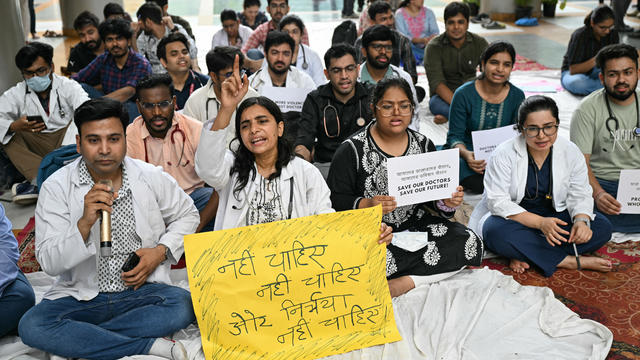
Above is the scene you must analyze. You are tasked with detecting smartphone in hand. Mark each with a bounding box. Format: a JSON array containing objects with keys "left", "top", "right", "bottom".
[
  {"left": 121, "top": 252, "right": 140, "bottom": 272},
  {"left": 26, "top": 115, "right": 44, "bottom": 123}
]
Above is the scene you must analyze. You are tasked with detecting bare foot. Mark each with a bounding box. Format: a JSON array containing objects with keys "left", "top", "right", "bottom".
[
  {"left": 433, "top": 114, "right": 448, "bottom": 124},
  {"left": 509, "top": 259, "right": 530, "bottom": 274},
  {"left": 387, "top": 276, "right": 415, "bottom": 297},
  {"left": 558, "top": 255, "right": 612, "bottom": 272}
]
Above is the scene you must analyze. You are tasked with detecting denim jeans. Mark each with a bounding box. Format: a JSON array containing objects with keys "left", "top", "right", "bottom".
[
  {"left": 18, "top": 282, "right": 195, "bottom": 360},
  {"left": 0, "top": 271, "right": 35, "bottom": 337},
  {"left": 596, "top": 178, "right": 640, "bottom": 233},
  {"left": 79, "top": 83, "right": 141, "bottom": 124},
  {"left": 246, "top": 48, "right": 265, "bottom": 60},
  {"left": 189, "top": 186, "right": 215, "bottom": 232},
  {"left": 428, "top": 94, "right": 450, "bottom": 118},
  {"left": 561, "top": 68, "right": 603, "bottom": 96}
]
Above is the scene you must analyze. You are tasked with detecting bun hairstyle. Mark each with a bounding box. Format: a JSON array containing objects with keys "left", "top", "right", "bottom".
[
  {"left": 516, "top": 95, "right": 559, "bottom": 132},
  {"left": 584, "top": 5, "right": 614, "bottom": 27}
]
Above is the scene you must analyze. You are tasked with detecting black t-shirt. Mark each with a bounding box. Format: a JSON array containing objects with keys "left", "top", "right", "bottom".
[
  {"left": 561, "top": 25, "right": 619, "bottom": 72},
  {"left": 67, "top": 42, "right": 98, "bottom": 74},
  {"left": 173, "top": 71, "right": 209, "bottom": 110}
]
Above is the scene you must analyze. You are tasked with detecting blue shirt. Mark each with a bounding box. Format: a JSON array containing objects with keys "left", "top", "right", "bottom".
[{"left": 0, "top": 203, "right": 19, "bottom": 297}]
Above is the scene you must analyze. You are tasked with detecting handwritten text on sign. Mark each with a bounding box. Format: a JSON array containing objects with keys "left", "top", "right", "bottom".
[
  {"left": 471, "top": 125, "right": 518, "bottom": 161},
  {"left": 262, "top": 87, "right": 312, "bottom": 112},
  {"left": 617, "top": 169, "right": 640, "bottom": 214},
  {"left": 387, "top": 148, "right": 459, "bottom": 207},
  {"left": 184, "top": 207, "right": 401, "bottom": 360}
]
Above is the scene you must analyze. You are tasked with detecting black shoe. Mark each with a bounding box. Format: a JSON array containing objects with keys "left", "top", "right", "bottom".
[
  {"left": 470, "top": 13, "right": 490, "bottom": 24},
  {"left": 616, "top": 24, "right": 635, "bottom": 32},
  {"left": 416, "top": 86, "right": 426, "bottom": 103},
  {"left": 341, "top": 13, "right": 359, "bottom": 19}
]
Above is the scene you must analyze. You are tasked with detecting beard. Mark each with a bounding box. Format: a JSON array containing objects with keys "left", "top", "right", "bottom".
[
  {"left": 86, "top": 39, "right": 101, "bottom": 50},
  {"left": 604, "top": 80, "right": 637, "bottom": 101},
  {"left": 268, "top": 61, "right": 289, "bottom": 75}
]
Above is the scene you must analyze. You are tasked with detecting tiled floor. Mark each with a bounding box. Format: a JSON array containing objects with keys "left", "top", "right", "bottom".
[{"left": 5, "top": 0, "right": 639, "bottom": 227}]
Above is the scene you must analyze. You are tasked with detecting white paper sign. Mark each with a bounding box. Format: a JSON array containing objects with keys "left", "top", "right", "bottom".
[
  {"left": 387, "top": 148, "right": 459, "bottom": 207},
  {"left": 471, "top": 125, "right": 519, "bottom": 161},
  {"left": 617, "top": 169, "right": 640, "bottom": 214},
  {"left": 261, "top": 87, "right": 312, "bottom": 112}
]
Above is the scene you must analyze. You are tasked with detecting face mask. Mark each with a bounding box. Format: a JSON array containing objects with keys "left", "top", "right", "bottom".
[{"left": 25, "top": 73, "right": 52, "bottom": 93}]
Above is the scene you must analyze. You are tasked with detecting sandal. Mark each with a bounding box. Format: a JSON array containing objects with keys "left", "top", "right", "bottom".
[
  {"left": 471, "top": 13, "right": 490, "bottom": 24},
  {"left": 43, "top": 30, "right": 62, "bottom": 37},
  {"left": 482, "top": 21, "right": 506, "bottom": 29}
]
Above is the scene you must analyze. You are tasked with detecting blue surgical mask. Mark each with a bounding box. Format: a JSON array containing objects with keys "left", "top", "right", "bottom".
[{"left": 25, "top": 73, "right": 52, "bottom": 93}]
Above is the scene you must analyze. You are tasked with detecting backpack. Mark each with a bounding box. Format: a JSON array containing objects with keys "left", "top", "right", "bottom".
[
  {"left": 332, "top": 20, "right": 357, "bottom": 45},
  {"left": 37, "top": 144, "right": 80, "bottom": 188}
]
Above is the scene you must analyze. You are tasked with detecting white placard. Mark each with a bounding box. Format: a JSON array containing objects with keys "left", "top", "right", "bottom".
[
  {"left": 387, "top": 148, "right": 459, "bottom": 207},
  {"left": 617, "top": 169, "right": 640, "bottom": 214},
  {"left": 261, "top": 87, "right": 312, "bottom": 112},
  {"left": 471, "top": 125, "right": 519, "bottom": 161}
]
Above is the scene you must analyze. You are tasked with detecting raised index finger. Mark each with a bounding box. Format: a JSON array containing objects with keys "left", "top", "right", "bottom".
[{"left": 232, "top": 54, "right": 241, "bottom": 82}]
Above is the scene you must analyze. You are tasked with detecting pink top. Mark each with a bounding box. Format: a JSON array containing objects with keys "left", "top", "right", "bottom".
[
  {"left": 397, "top": 7, "right": 426, "bottom": 39},
  {"left": 126, "top": 112, "right": 204, "bottom": 194}
]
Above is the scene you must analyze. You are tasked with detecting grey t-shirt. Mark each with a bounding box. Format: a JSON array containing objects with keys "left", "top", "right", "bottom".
[{"left": 570, "top": 89, "right": 640, "bottom": 181}]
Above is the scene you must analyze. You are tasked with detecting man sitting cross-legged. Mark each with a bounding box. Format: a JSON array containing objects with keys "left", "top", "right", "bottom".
[{"left": 18, "top": 98, "right": 199, "bottom": 360}]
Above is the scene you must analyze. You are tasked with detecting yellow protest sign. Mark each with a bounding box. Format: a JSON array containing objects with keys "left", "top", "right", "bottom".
[{"left": 184, "top": 206, "right": 401, "bottom": 360}]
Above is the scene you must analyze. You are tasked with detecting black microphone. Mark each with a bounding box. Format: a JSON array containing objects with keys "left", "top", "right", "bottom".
[{"left": 99, "top": 179, "right": 113, "bottom": 257}]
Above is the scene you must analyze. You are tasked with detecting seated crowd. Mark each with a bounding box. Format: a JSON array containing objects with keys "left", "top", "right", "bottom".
[{"left": 1, "top": 0, "right": 639, "bottom": 358}]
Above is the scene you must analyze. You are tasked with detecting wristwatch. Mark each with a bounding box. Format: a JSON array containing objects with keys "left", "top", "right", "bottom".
[
  {"left": 160, "top": 244, "right": 170, "bottom": 264},
  {"left": 574, "top": 217, "right": 591, "bottom": 229}
]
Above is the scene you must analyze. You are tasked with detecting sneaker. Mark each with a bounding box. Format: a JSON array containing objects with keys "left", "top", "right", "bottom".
[
  {"left": 627, "top": 9, "right": 639, "bottom": 16},
  {"left": 341, "top": 13, "right": 359, "bottom": 19},
  {"left": 12, "top": 182, "right": 38, "bottom": 205}
]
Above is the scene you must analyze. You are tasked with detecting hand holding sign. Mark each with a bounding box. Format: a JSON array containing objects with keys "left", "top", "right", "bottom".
[
  {"left": 443, "top": 186, "right": 464, "bottom": 208},
  {"left": 617, "top": 169, "right": 640, "bottom": 214},
  {"left": 359, "top": 195, "right": 397, "bottom": 215}
]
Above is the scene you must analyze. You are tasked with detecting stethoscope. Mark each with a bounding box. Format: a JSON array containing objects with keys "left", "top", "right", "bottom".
[
  {"left": 231, "top": 177, "right": 294, "bottom": 220},
  {"left": 24, "top": 87, "right": 66, "bottom": 119},
  {"left": 322, "top": 98, "right": 365, "bottom": 138},
  {"left": 299, "top": 44, "right": 308, "bottom": 70},
  {"left": 524, "top": 147, "right": 553, "bottom": 201},
  {"left": 249, "top": 68, "right": 292, "bottom": 88},
  {"left": 604, "top": 91, "right": 640, "bottom": 152},
  {"left": 143, "top": 122, "right": 189, "bottom": 167}
]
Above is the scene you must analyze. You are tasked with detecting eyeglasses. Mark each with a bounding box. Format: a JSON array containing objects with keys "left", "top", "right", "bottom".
[
  {"left": 270, "top": 2, "right": 288, "bottom": 9},
  {"left": 140, "top": 100, "right": 172, "bottom": 111},
  {"left": 369, "top": 44, "right": 393, "bottom": 53},
  {"left": 376, "top": 102, "right": 413, "bottom": 117},
  {"left": 522, "top": 125, "right": 558, "bottom": 138},
  {"left": 329, "top": 65, "right": 357, "bottom": 75},
  {"left": 22, "top": 66, "right": 50, "bottom": 78},
  {"left": 283, "top": 29, "right": 300, "bottom": 36}
]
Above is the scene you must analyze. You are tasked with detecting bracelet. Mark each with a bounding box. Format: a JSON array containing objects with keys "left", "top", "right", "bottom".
[{"left": 436, "top": 199, "right": 457, "bottom": 213}]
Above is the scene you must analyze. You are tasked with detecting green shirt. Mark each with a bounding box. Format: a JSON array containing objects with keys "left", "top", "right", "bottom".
[
  {"left": 360, "top": 63, "right": 395, "bottom": 86},
  {"left": 570, "top": 88, "right": 640, "bottom": 181},
  {"left": 424, "top": 31, "right": 488, "bottom": 96}
]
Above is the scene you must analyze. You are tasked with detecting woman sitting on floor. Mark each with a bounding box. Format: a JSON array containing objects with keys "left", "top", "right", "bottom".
[
  {"left": 561, "top": 5, "right": 618, "bottom": 96},
  {"left": 194, "top": 56, "right": 435, "bottom": 297},
  {"left": 394, "top": 0, "right": 439, "bottom": 65},
  {"left": 445, "top": 41, "right": 525, "bottom": 194},
  {"left": 327, "top": 77, "right": 484, "bottom": 294},
  {"left": 469, "top": 95, "right": 613, "bottom": 276}
]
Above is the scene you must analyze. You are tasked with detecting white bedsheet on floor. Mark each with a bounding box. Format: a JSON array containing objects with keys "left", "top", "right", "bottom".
[{"left": 0, "top": 268, "right": 612, "bottom": 360}]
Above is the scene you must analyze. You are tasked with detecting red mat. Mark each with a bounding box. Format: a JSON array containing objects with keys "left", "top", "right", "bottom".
[
  {"left": 513, "top": 54, "right": 548, "bottom": 72},
  {"left": 481, "top": 240, "right": 640, "bottom": 359}
]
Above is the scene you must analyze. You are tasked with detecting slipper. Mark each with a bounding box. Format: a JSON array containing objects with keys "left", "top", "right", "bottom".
[
  {"left": 470, "top": 13, "right": 490, "bottom": 24},
  {"left": 43, "top": 30, "right": 62, "bottom": 37},
  {"left": 482, "top": 21, "right": 506, "bottom": 29}
]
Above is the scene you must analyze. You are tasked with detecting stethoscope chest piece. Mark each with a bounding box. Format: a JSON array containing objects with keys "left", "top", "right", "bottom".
[{"left": 356, "top": 117, "right": 365, "bottom": 127}]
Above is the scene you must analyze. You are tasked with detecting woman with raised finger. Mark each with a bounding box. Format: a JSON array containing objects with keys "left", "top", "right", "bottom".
[
  {"left": 469, "top": 96, "right": 613, "bottom": 277},
  {"left": 327, "top": 77, "right": 483, "bottom": 295}
]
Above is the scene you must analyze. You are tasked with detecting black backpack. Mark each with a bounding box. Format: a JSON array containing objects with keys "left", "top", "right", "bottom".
[{"left": 332, "top": 20, "right": 357, "bottom": 45}]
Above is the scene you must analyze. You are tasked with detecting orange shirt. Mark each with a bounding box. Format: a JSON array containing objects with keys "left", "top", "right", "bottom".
[{"left": 126, "top": 112, "right": 204, "bottom": 194}]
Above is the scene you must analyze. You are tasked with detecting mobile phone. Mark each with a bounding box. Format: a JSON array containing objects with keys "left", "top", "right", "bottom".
[
  {"left": 121, "top": 252, "right": 140, "bottom": 272},
  {"left": 27, "top": 115, "right": 44, "bottom": 123}
]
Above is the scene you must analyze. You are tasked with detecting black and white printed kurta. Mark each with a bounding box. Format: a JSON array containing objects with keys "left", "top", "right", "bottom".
[{"left": 327, "top": 122, "right": 483, "bottom": 278}]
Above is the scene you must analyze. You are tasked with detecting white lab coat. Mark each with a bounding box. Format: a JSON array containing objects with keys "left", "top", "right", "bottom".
[
  {"left": 358, "top": 63, "right": 420, "bottom": 131},
  {"left": 248, "top": 65, "right": 316, "bottom": 93},
  {"left": 295, "top": 44, "right": 326, "bottom": 86},
  {"left": 468, "top": 135, "right": 595, "bottom": 237},
  {"left": 0, "top": 74, "right": 88, "bottom": 145},
  {"left": 210, "top": 24, "right": 254, "bottom": 49},
  {"left": 195, "top": 125, "right": 334, "bottom": 231},
  {"left": 35, "top": 157, "right": 199, "bottom": 301}
]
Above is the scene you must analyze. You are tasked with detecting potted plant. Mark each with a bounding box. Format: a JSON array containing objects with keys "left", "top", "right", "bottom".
[
  {"left": 542, "top": 0, "right": 557, "bottom": 17},
  {"left": 515, "top": 0, "right": 532, "bottom": 19},
  {"left": 463, "top": 0, "right": 479, "bottom": 17}
]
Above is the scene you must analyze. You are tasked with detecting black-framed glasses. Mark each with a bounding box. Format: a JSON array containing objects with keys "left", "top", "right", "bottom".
[
  {"left": 375, "top": 102, "right": 413, "bottom": 117},
  {"left": 22, "top": 66, "right": 50, "bottom": 78},
  {"left": 140, "top": 100, "right": 172, "bottom": 111},
  {"left": 523, "top": 125, "right": 558, "bottom": 138},
  {"left": 369, "top": 44, "right": 393, "bottom": 53},
  {"left": 329, "top": 65, "right": 357, "bottom": 75}
]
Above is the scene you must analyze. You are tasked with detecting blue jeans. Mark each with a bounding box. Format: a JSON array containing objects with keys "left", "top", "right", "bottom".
[
  {"left": 428, "top": 94, "right": 450, "bottom": 118},
  {"left": 246, "top": 49, "right": 265, "bottom": 60},
  {"left": 189, "top": 186, "right": 215, "bottom": 232},
  {"left": 597, "top": 178, "right": 640, "bottom": 233},
  {"left": 79, "top": 83, "right": 140, "bottom": 124},
  {"left": 483, "top": 209, "right": 612, "bottom": 277},
  {"left": 561, "top": 68, "right": 603, "bottom": 96},
  {"left": 18, "top": 283, "right": 195, "bottom": 360},
  {"left": 0, "top": 271, "right": 35, "bottom": 337}
]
